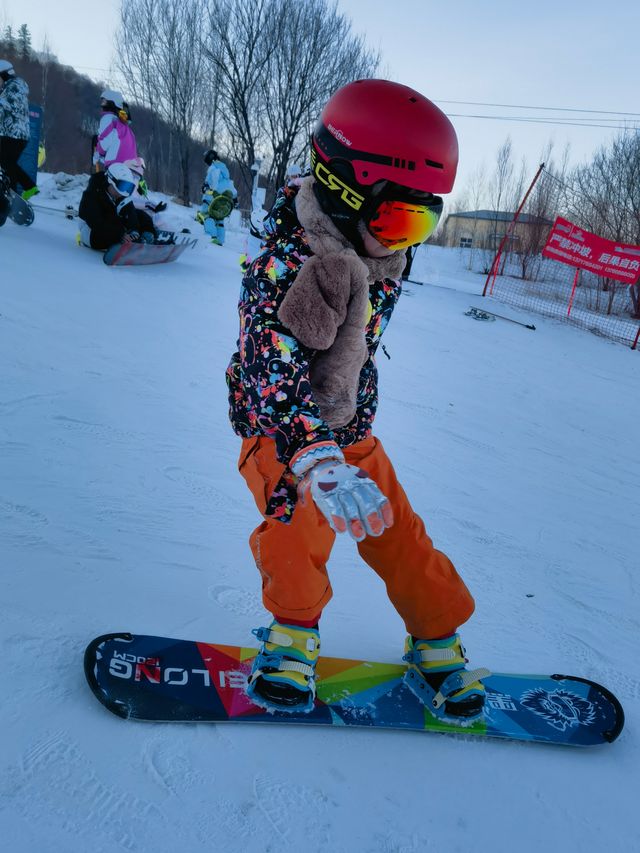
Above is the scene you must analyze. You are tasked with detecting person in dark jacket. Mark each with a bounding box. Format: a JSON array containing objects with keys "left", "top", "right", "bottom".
[
  {"left": 78, "top": 162, "right": 156, "bottom": 250},
  {"left": 226, "top": 79, "right": 488, "bottom": 720},
  {"left": 0, "top": 59, "right": 37, "bottom": 198}
]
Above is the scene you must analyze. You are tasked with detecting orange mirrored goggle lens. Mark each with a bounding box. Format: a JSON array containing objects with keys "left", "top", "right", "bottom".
[{"left": 367, "top": 199, "right": 442, "bottom": 250}]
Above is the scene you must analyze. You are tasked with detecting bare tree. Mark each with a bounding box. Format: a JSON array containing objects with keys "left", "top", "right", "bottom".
[
  {"left": 566, "top": 131, "right": 640, "bottom": 313},
  {"left": 514, "top": 144, "right": 569, "bottom": 281},
  {"left": 569, "top": 131, "right": 640, "bottom": 245},
  {"left": 258, "top": 0, "right": 379, "bottom": 192},
  {"left": 202, "top": 0, "right": 272, "bottom": 199},
  {"left": 451, "top": 162, "right": 486, "bottom": 265},
  {"left": 203, "top": 0, "right": 379, "bottom": 204},
  {"left": 118, "top": 0, "right": 381, "bottom": 206},
  {"left": 486, "top": 138, "right": 515, "bottom": 251},
  {"left": 118, "top": 0, "right": 207, "bottom": 202}
]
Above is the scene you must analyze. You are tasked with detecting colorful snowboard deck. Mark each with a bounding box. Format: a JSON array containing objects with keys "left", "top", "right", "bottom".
[
  {"left": 103, "top": 236, "right": 196, "bottom": 266},
  {"left": 84, "top": 633, "right": 624, "bottom": 747}
]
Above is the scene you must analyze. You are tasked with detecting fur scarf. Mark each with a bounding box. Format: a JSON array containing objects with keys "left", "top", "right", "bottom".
[{"left": 278, "top": 177, "right": 406, "bottom": 428}]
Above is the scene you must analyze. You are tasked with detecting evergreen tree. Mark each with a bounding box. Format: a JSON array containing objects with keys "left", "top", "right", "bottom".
[
  {"left": 3, "top": 25, "right": 15, "bottom": 48},
  {"left": 17, "top": 23, "right": 32, "bottom": 58}
]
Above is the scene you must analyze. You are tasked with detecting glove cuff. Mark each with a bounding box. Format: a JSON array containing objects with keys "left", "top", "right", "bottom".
[{"left": 290, "top": 441, "right": 344, "bottom": 479}]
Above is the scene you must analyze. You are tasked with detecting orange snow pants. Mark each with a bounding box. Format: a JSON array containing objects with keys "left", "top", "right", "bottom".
[{"left": 238, "top": 434, "right": 475, "bottom": 638}]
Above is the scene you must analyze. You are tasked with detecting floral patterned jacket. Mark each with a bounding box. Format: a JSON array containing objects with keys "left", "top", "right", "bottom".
[
  {"left": 226, "top": 183, "right": 402, "bottom": 522},
  {"left": 0, "top": 76, "right": 30, "bottom": 140}
]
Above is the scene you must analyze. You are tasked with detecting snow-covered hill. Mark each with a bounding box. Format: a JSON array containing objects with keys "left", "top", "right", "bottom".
[{"left": 1, "top": 183, "right": 638, "bottom": 852}]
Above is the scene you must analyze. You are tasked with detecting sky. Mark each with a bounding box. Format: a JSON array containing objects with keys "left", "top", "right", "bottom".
[{"left": 2, "top": 0, "right": 640, "bottom": 203}]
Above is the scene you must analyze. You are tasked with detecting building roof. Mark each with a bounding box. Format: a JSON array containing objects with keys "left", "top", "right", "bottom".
[{"left": 447, "top": 209, "right": 553, "bottom": 225}]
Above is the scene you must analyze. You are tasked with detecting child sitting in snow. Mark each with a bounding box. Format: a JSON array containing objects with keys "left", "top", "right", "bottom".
[
  {"left": 226, "top": 79, "right": 488, "bottom": 720},
  {"left": 78, "top": 163, "right": 157, "bottom": 250}
]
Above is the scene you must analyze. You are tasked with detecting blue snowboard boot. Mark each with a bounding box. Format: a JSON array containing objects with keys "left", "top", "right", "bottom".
[
  {"left": 247, "top": 620, "right": 320, "bottom": 713},
  {"left": 403, "top": 634, "right": 490, "bottom": 721}
]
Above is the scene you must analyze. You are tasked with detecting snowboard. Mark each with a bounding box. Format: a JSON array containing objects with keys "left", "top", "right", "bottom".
[
  {"left": 84, "top": 632, "right": 624, "bottom": 747},
  {"left": 103, "top": 235, "right": 196, "bottom": 267},
  {"left": 8, "top": 190, "right": 35, "bottom": 226},
  {"left": 207, "top": 192, "right": 235, "bottom": 221}
]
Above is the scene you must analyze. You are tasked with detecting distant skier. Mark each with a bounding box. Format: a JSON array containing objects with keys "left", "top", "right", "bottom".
[
  {"left": 78, "top": 162, "right": 157, "bottom": 250},
  {"left": 284, "top": 162, "right": 302, "bottom": 186},
  {"left": 92, "top": 90, "right": 138, "bottom": 173},
  {"left": 226, "top": 79, "right": 486, "bottom": 719},
  {"left": 0, "top": 59, "right": 39, "bottom": 200},
  {"left": 196, "top": 149, "right": 237, "bottom": 245}
]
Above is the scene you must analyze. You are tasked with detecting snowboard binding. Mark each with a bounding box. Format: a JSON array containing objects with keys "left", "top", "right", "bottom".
[
  {"left": 247, "top": 622, "right": 320, "bottom": 714},
  {"left": 403, "top": 634, "right": 490, "bottom": 721}
]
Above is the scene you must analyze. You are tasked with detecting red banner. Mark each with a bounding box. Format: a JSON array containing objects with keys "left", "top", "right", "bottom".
[{"left": 542, "top": 217, "right": 640, "bottom": 284}]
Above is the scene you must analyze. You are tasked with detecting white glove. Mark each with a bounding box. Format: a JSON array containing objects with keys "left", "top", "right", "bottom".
[{"left": 300, "top": 460, "right": 394, "bottom": 542}]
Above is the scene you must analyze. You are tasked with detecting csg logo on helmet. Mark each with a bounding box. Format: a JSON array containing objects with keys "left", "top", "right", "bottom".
[{"left": 310, "top": 148, "right": 364, "bottom": 211}]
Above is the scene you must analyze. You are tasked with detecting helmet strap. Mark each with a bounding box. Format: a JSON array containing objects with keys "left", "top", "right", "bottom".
[{"left": 311, "top": 181, "right": 367, "bottom": 255}]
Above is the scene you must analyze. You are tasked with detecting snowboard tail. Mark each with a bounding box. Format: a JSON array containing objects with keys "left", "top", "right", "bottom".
[
  {"left": 84, "top": 633, "right": 624, "bottom": 746},
  {"left": 8, "top": 190, "right": 35, "bottom": 226}
]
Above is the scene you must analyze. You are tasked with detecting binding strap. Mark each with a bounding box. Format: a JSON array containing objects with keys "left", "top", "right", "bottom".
[
  {"left": 403, "top": 647, "right": 458, "bottom": 664},
  {"left": 431, "top": 667, "right": 492, "bottom": 710}
]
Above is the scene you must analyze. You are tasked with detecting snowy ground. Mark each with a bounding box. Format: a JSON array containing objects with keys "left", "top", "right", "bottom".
[{"left": 1, "top": 179, "right": 639, "bottom": 852}]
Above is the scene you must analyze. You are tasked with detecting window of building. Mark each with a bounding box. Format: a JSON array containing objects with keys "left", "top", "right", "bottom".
[{"left": 459, "top": 237, "right": 473, "bottom": 248}]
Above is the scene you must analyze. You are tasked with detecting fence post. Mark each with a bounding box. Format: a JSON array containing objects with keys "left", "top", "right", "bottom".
[{"left": 567, "top": 268, "right": 580, "bottom": 317}]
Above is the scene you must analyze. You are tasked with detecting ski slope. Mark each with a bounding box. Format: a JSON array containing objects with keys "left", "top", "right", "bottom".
[{"left": 1, "top": 179, "right": 639, "bottom": 853}]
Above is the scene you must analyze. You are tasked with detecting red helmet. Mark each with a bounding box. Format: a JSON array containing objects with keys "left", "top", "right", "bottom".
[{"left": 311, "top": 79, "right": 458, "bottom": 214}]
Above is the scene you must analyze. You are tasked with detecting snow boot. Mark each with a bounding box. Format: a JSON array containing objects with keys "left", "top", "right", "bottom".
[
  {"left": 403, "top": 634, "right": 490, "bottom": 721},
  {"left": 247, "top": 620, "right": 320, "bottom": 713}
]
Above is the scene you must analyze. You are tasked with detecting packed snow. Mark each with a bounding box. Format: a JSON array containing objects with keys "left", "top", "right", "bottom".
[{"left": 1, "top": 177, "right": 639, "bottom": 853}]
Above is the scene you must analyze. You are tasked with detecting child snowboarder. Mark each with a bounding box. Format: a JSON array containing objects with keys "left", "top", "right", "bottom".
[
  {"left": 226, "top": 79, "right": 487, "bottom": 720},
  {"left": 78, "top": 162, "right": 156, "bottom": 250},
  {"left": 196, "top": 149, "right": 237, "bottom": 245},
  {"left": 92, "top": 90, "right": 138, "bottom": 173}
]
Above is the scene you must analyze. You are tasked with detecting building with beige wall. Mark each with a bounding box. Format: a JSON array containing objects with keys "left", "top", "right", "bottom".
[{"left": 440, "top": 210, "right": 553, "bottom": 251}]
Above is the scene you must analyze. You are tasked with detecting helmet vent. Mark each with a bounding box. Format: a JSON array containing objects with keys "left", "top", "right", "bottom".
[
  {"left": 409, "top": 97, "right": 417, "bottom": 103},
  {"left": 425, "top": 159, "right": 444, "bottom": 170},
  {"left": 392, "top": 158, "right": 417, "bottom": 171}
]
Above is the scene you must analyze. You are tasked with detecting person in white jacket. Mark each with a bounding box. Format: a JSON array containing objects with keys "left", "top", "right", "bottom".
[{"left": 92, "top": 90, "right": 138, "bottom": 172}]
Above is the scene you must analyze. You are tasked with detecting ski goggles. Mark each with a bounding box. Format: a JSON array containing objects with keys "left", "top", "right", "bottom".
[
  {"left": 108, "top": 177, "right": 136, "bottom": 197},
  {"left": 365, "top": 194, "right": 443, "bottom": 250}
]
